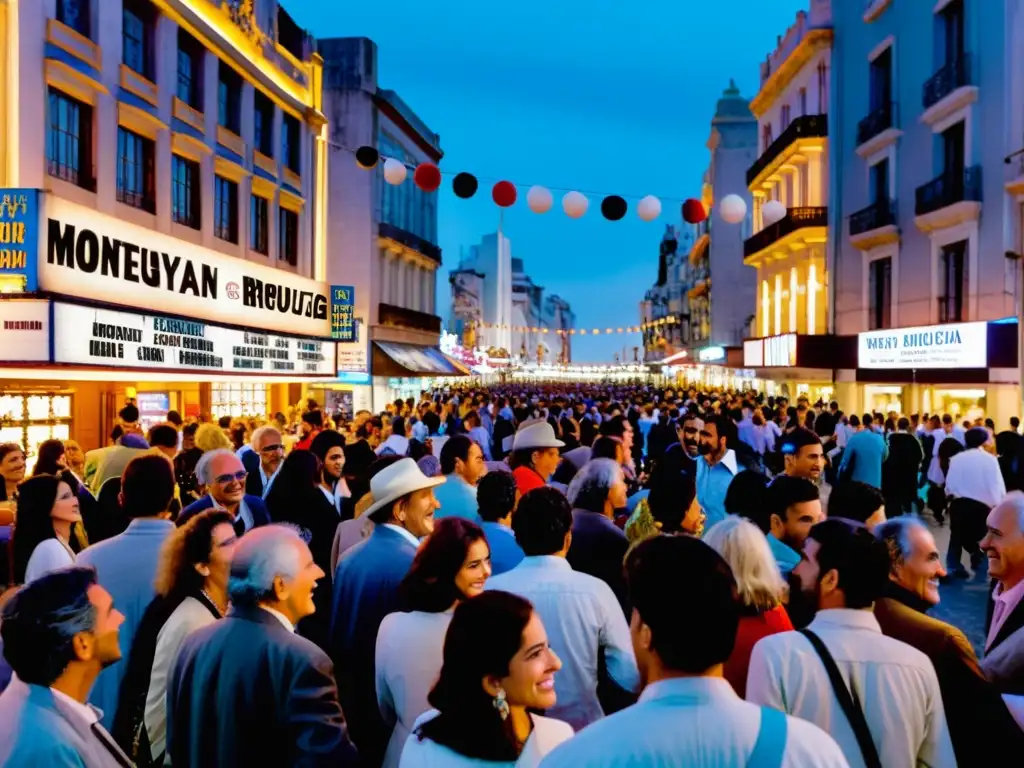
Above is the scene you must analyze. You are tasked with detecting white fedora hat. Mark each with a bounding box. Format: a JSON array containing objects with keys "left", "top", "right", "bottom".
[
  {"left": 363, "top": 458, "right": 445, "bottom": 518},
  {"left": 512, "top": 421, "right": 565, "bottom": 452}
]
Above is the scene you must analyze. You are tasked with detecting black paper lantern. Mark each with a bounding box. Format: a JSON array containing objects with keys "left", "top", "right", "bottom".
[
  {"left": 355, "top": 146, "right": 379, "bottom": 170},
  {"left": 452, "top": 172, "right": 479, "bottom": 199},
  {"left": 601, "top": 195, "right": 627, "bottom": 221}
]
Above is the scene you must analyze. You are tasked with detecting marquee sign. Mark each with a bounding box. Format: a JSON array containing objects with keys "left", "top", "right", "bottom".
[
  {"left": 858, "top": 321, "right": 987, "bottom": 369},
  {"left": 53, "top": 302, "right": 335, "bottom": 376},
  {"left": 40, "top": 196, "right": 331, "bottom": 337}
]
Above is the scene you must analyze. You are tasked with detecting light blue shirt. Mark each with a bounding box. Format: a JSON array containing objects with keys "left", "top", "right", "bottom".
[
  {"left": 432, "top": 474, "right": 480, "bottom": 522},
  {"left": 259, "top": 463, "right": 281, "bottom": 499},
  {"left": 696, "top": 449, "right": 739, "bottom": 531},
  {"left": 838, "top": 429, "right": 889, "bottom": 489},
  {"left": 538, "top": 677, "right": 849, "bottom": 768},
  {"left": 486, "top": 556, "right": 639, "bottom": 731},
  {"left": 76, "top": 517, "right": 175, "bottom": 730},
  {"left": 213, "top": 495, "right": 255, "bottom": 532},
  {"left": 768, "top": 534, "right": 802, "bottom": 577}
]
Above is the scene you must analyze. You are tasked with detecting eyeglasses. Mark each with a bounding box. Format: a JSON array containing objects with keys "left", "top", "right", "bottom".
[
  {"left": 214, "top": 470, "right": 248, "bottom": 485},
  {"left": 259, "top": 444, "right": 284, "bottom": 453}
]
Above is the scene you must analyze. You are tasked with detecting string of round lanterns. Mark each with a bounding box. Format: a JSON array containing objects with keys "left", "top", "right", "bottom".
[{"left": 353, "top": 145, "right": 753, "bottom": 226}]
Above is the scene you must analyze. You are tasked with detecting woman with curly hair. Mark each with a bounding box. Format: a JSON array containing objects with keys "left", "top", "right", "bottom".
[{"left": 112, "top": 510, "right": 237, "bottom": 765}]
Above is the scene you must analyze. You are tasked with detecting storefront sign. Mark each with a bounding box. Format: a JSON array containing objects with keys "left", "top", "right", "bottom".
[
  {"left": 858, "top": 321, "right": 987, "bottom": 369},
  {"left": 40, "top": 197, "right": 330, "bottom": 337},
  {"left": 698, "top": 346, "right": 726, "bottom": 363},
  {"left": 330, "top": 285, "right": 355, "bottom": 341},
  {"left": 763, "top": 334, "right": 798, "bottom": 367},
  {"left": 0, "top": 299, "right": 50, "bottom": 361},
  {"left": 53, "top": 302, "right": 335, "bottom": 376},
  {"left": 0, "top": 189, "right": 39, "bottom": 290},
  {"left": 743, "top": 339, "right": 763, "bottom": 367}
]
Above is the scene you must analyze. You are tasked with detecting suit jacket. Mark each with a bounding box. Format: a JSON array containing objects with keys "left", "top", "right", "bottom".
[
  {"left": 567, "top": 508, "right": 630, "bottom": 616},
  {"left": 242, "top": 450, "right": 263, "bottom": 497},
  {"left": 0, "top": 678, "right": 133, "bottom": 767},
  {"left": 884, "top": 432, "right": 924, "bottom": 497},
  {"left": 76, "top": 518, "right": 176, "bottom": 731},
  {"left": 875, "top": 592, "right": 1024, "bottom": 763},
  {"left": 983, "top": 586, "right": 1024, "bottom": 695},
  {"left": 176, "top": 494, "right": 271, "bottom": 530},
  {"left": 330, "top": 525, "right": 417, "bottom": 765},
  {"left": 167, "top": 605, "right": 358, "bottom": 767}
]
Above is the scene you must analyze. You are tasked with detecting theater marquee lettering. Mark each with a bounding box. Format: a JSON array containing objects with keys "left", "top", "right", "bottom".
[
  {"left": 38, "top": 196, "right": 331, "bottom": 337},
  {"left": 53, "top": 303, "right": 336, "bottom": 377}
]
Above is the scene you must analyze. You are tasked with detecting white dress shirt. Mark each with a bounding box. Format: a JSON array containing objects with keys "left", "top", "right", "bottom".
[
  {"left": 24, "top": 538, "right": 76, "bottom": 584},
  {"left": 260, "top": 605, "right": 295, "bottom": 633},
  {"left": 211, "top": 496, "right": 254, "bottom": 532},
  {"left": 259, "top": 463, "right": 281, "bottom": 499},
  {"left": 486, "top": 556, "right": 639, "bottom": 731},
  {"left": 747, "top": 608, "right": 956, "bottom": 768},
  {"left": 537, "top": 677, "right": 848, "bottom": 768},
  {"left": 944, "top": 447, "right": 1006, "bottom": 508},
  {"left": 51, "top": 685, "right": 100, "bottom": 726}
]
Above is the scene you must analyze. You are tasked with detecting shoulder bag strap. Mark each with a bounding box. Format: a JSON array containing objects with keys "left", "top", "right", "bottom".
[
  {"left": 799, "top": 629, "right": 882, "bottom": 768},
  {"left": 747, "top": 706, "right": 787, "bottom": 768}
]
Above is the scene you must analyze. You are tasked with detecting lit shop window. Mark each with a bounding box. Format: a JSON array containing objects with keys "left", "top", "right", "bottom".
[
  {"left": 211, "top": 383, "right": 267, "bottom": 419},
  {"left": 0, "top": 393, "right": 73, "bottom": 473}
]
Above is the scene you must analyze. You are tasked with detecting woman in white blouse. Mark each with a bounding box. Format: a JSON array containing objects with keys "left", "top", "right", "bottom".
[
  {"left": 377, "top": 517, "right": 493, "bottom": 768},
  {"left": 400, "top": 590, "right": 573, "bottom": 768},
  {"left": 112, "top": 509, "right": 237, "bottom": 766},
  {"left": 13, "top": 472, "right": 80, "bottom": 584}
]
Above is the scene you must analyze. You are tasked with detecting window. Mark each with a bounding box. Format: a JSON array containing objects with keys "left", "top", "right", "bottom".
[
  {"left": 214, "top": 176, "right": 238, "bottom": 243},
  {"left": 282, "top": 113, "right": 300, "bottom": 174},
  {"left": 116, "top": 127, "right": 154, "bottom": 212},
  {"left": 122, "top": 0, "right": 153, "bottom": 79},
  {"left": 939, "top": 241, "right": 967, "bottom": 322},
  {"left": 277, "top": 6, "right": 305, "bottom": 61},
  {"left": 377, "top": 133, "right": 440, "bottom": 247},
  {"left": 868, "top": 257, "right": 892, "bottom": 330},
  {"left": 762, "top": 123, "right": 773, "bottom": 151},
  {"left": 251, "top": 195, "right": 269, "bottom": 254},
  {"left": 254, "top": 92, "right": 274, "bottom": 157},
  {"left": 781, "top": 104, "right": 791, "bottom": 130},
  {"left": 799, "top": 87, "right": 807, "bottom": 116},
  {"left": 47, "top": 88, "right": 93, "bottom": 190},
  {"left": 172, "top": 155, "right": 200, "bottom": 229},
  {"left": 177, "top": 29, "right": 203, "bottom": 108},
  {"left": 278, "top": 208, "right": 298, "bottom": 265},
  {"left": 940, "top": 0, "right": 965, "bottom": 65},
  {"left": 57, "top": 0, "right": 90, "bottom": 38},
  {"left": 942, "top": 121, "right": 965, "bottom": 176},
  {"left": 817, "top": 61, "right": 828, "bottom": 112},
  {"left": 869, "top": 47, "right": 892, "bottom": 111},
  {"left": 870, "top": 158, "right": 890, "bottom": 204},
  {"left": 218, "top": 61, "right": 241, "bottom": 134}
]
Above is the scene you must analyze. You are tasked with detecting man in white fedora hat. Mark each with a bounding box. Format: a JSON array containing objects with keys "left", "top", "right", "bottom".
[
  {"left": 509, "top": 421, "right": 565, "bottom": 495},
  {"left": 329, "top": 458, "right": 443, "bottom": 766}
]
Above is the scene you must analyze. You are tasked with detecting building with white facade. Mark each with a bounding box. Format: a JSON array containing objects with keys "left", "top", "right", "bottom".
[
  {"left": 321, "top": 36, "right": 464, "bottom": 409},
  {"left": 0, "top": 0, "right": 336, "bottom": 455}
]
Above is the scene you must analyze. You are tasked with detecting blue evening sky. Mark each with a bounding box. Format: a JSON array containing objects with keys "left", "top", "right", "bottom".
[{"left": 288, "top": 0, "right": 806, "bottom": 361}]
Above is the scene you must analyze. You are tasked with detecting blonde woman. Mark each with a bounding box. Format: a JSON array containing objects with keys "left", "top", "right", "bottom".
[{"left": 703, "top": 516, "right": 792, "bottom": 697}]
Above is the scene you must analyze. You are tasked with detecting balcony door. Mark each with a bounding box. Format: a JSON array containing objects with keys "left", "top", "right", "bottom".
[
  {"left": 868, "top": 257, "right": 892, "bottom": 330},
  {"left": 870, "top": 158, "right": 890, "bottom": 205},
  {"left": 940, "top": 0, "right": 965, "bottom": 66},
  {"left": 939, "top": 241, "right": 967, "bottom": 322},
  {"left": 869, "top": 47, "right": 892, "bottom": 112},
  {"left": 941, "top": 121, "right": 965, "bottom": 177}
]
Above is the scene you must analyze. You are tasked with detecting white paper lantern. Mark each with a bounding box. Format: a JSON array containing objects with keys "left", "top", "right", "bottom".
[
  {"left": 527, "top": 186, "right": 553, "bottom": 214},
  {"left": 562, "top": 191, "right": 589, "bottom": 219},
  {"left": 383, "top": 158, "right": 408, "bottom": 186},
  {"left": 719, "top": 193, "right": 747, "bottom": 225},
  {"left": 637, "top": 195, "right": 662, "bottom": 222},
  {"left": 762, "top": 199, "right": 787, "bottom": 226}
]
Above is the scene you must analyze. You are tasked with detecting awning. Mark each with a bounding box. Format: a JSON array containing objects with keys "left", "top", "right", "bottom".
[{"left": 372, "top": 341, "right": 471, "bottom": 377}]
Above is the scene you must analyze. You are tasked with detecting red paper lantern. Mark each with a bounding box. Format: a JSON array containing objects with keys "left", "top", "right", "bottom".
[
  {"left": 413, "top": 163, "right": 442, "bottom": 192},
  {"left": 682, "top": 198, "right": 707, "bottom": 224},
  {"left": 492, "top": 180, "right": 517, "bottom": 208}
]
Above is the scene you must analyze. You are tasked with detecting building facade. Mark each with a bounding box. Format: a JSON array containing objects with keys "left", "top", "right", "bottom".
[
  {"left": 831, "top": 0, "right": 1022, "bottom": 424},
  {"left": 742, "top": 0, "right": 838, "bottom": 401},
  {"left": 641, "top": 223, "right": 695, "bottom": 361},
  {"left": 321, "top": 36, "right": 462, "bottom": 409},
  {"left": 0, "top": 0, "right": 335, "bottom": 457}
]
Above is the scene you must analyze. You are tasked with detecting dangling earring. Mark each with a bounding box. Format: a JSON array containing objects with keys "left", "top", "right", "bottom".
[{"left": 493, "top": 687, "right": 510, "bottom": 721}]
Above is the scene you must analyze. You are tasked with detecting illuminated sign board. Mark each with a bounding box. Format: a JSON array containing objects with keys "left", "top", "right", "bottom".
[
  {"left": 330, "top": 285, "right": 355, "bottom": 341},
  {"left": 763, "top": 334, "right": 798, "bottom": 367},
  {"left": 0, "top": 300, "right": 49, "bottom": 361},
  {"left": 0, "top": 189, "right": 39, "bottom": 291},
  {"left": 698, "top": 346, "right": 726, "bottom": 363},
  {"left": 743, "top": 339, "right": 763, "bottom": 367},
  {"left": 858, "top": 321, "right": 987, "bottom": 369}
]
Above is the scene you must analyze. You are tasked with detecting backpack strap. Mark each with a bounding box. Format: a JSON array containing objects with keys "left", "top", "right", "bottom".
[{"left": 747, "top": 706, "right": 787, "bottom": 768}]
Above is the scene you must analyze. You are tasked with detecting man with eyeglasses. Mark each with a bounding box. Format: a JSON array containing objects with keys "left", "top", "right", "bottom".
[
  {"left": 178, "top": 448, "right": 271, "bottom": 536},
  {"left": 245, "top": 426, "right": 285, "bottom": 499}
]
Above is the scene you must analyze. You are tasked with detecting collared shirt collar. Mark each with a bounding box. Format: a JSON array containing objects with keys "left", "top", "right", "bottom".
[
  {"left": 808, "top": 607, "right": 883, "bottom": 634},
  {"left": 700, "top": 448, "right": 738, "bottom": 475},
  {"left": 517, "top": 554, "right": 572, "bottom": 571},
  {"left": 638, "top": 676, "right": 736, "bottom": 705},
  {"left": 885, "top": 581, "right": 932, "bottom": 614},
  {"left": 260, "top": 462, "right": 282, "bottom": 498},
  {"left": 259, "top": 605, "right": 295, "bottom": 633},
  {"left": 993, "top": 578, "right": 1024, "bottom": 610},
  {"left": 381, "top": 523, "right": 422, "bottom": 548},
  {"left": 210, "top": 496, "right": 254, "bottom": 531},
  {"left": 123, "top": 517, "right": 175, "bottom": 535},
  {"left": 49, "top": 683, "right": 100, "bottom": 725}
]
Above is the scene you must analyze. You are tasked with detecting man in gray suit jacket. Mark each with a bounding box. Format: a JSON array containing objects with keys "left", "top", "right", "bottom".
[
  {"left": 0, "top": 566, "right": 132, "bottom": 767},
  {"left": 981, "top": 495, "right": 1024, "bottom": 700}
]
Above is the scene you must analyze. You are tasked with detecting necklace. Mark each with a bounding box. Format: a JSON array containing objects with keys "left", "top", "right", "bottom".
[{"left": 200, "top": 588, "right": 226, "bottom": 617}]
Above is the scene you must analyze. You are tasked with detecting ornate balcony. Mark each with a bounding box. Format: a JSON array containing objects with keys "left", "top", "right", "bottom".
[
  {"left": 379, "top": 222, "right": 442, "bottom": 263},
  {"left": 746, "top": 114, "right": 828, "bottom": 188},
  {"left": 856, "top": 102, "right": 893, "bottom": 147},
  {"left": 379, "top": 303, "right": 442, "bottom": 334},
  {"left": 923, "top": 55, "right": 972, "bottom": 110},
  {"left": 849, "top": 199, "right": 898, "bottom": 250},
  {"left": 744, "top": 206, "right": 827, "bottom": 262}
]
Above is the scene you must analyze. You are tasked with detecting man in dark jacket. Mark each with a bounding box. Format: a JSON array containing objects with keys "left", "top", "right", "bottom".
[
  {"left": 884, "top": 417, "right": 925, "bottom": 517},
  {"left": 874, "top": 517, "right": 1024, "bottom": 764},
  {"left": 167, "top": 524, "right": 357, "bottom": 767},
  {"left": 177, "top": 449, "right": 271, "bottom": 535}
]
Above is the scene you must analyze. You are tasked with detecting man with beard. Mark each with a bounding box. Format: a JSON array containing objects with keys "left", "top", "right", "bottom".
[
  {"left": 0, "top": 567, "right": 132, "bottom": 766},
  {"left": 874, "top": 517, "right": 1024, "bottom": 763},
  {"left": 695, "top": 414, "right": 741, "bottom": 531},
  {"left": 658, "top": 411, "right": 702, "bottom": 479},
  {"left": 748, "top": 519, "right": 955, "bottom": 768}
]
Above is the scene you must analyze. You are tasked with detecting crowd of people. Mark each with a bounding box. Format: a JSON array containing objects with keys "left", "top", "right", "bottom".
[{"left": 0, "top": 383, "right": 1023, "bottom": 766}]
